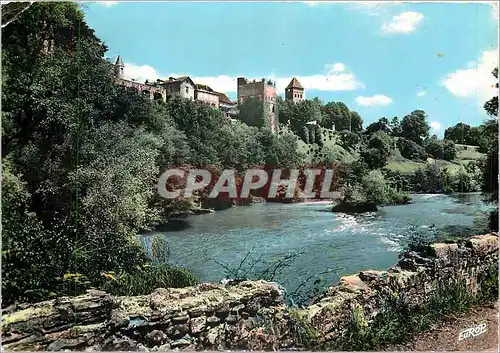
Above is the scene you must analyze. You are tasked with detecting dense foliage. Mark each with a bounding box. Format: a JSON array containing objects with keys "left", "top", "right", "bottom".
[
  {"left": 481, "top": 68, "right": 499, "bottom": 231},
  {"left": 0, "top": 2, "right": 303, "bottom": 305}
]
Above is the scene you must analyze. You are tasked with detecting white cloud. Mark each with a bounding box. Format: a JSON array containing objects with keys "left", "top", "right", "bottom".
[
  {"left": 430, "top": 121, "right": 441, "bottom": 132},
  {"left": 346, "top": 1, "right": 403, "bottom": 16},
  {"left": 355, "top": 95, "right": 393, "bottom": 107},
  {"left": 381, "top": 11, "right": 424, "bottom": 34},
  {"left": 122, "top": 61, "right": 364, "bottom": 94},
  {"left": 123, "top": 63, "right": 161, "bottom": 83},
  {"left": 441, "top": 49, "right": 498, "bottom": 107},
  {"left": 329, "top": 63, "right": 345, "bottom": 72},
  {"left": 417, "top": 91, "right": 426, "bottom": 98},
  {"left": 98, "top": 1, "right": 118, "bottom": 7}
]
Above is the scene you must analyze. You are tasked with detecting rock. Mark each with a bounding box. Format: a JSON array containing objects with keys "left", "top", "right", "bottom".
[
  {"left": 215, "top": 306, "right": 230, "bottom": 320},
  {"left": 170, "top": 336, "right": 192, "bottom": 349},
  {"left": 231, "top": 304, "right": 245, "bottom": 314},
  {"left": 172, "top": 315, "right": 190, "bottom": 324},
  {"left": 240, "top": 312, "right": 249, "bottom": 319},
  {"left": 206, "top": 316, "right": 220, "bottom": 327},
  {"left": 103, "top": 334, "right": 138, "bottom": 351},
  {"left": 359, "top": 270, "right": 389, "bottom": 283},
  {"left": 332, "top": 202, "right": 377, "bottom": 213},
  {"left": 226, "top": 315, "right": 238, "bottom": 324},
  {"left": 47, "top": 338, "right": 88, "bottom": 351},
  {"left": 190, "top": 316, "right": 206, "bottom": 335},
  {"left": 467, "top": 234, "right": 498, "bottom": 254},
  {"left": 166, "top": 324, "right": 189, "bottom": 339},
  {"left": 339, "top": 274, "right": 369, "bottom": 293},
  {"left": 429, "top": 243, "right": 459, "bottom": 258},
  {"left": 207, "top": 327, "right": 221, "bottom": 345},
  {"left": 145, "top": 330, "right": 169, "bottom": 346}
]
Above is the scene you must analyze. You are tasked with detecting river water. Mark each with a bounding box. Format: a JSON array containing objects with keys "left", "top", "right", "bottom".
[{"left": 141, "top": 193, "right": 493, "bottom": 298}]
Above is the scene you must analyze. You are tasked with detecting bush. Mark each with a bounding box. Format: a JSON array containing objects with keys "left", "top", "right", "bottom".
[
  {"left": 397, "top": 137, "right": 427, "bottom": 161},
  {"left": 101, "top": 264, "right": 199, "bottom": 296},
  {"left": 361, "top": 170, "right": 387, "bottom": 204},
  {"left": 425, "top": 138, "right": 444, "bottom": 159},
  {"left": 339, "top": 130, "right": 360, "bottom": 149},
  {"left": 360, "top": 148, "right": 388, "bottom": 169},
  {"left": 368, "top": 131, "right": 392, "bottom": 156}
]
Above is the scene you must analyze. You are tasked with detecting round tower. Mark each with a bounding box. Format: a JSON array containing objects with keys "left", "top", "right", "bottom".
[{"left": 114, "top": 55, "right": 124, "bottom": 79}]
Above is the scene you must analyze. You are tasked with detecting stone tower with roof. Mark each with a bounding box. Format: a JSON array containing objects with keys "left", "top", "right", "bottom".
[
  {"left": 114, "top": 55, "right": 124, "bottom": 79},
  {"left": 285, "top": 77, "right": 305, "bottom": 103}
]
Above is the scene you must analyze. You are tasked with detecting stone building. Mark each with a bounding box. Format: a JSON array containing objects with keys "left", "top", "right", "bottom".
[
  {"left": 237, "top": 77, "right": 277, "bottom": 132},
  {"left": 113, "top": 56, "right": 167, "bottom": 102},
  {"left": 162, "top": 76, "right": 196, "bottom": 100},
  {"left": 285, "top": 77, "right": 305, "bottom": 103},
  {"left": 216, "top": 92, "right": 239, "bottom": 119},
  {"left": 194, "top": 84, "right": 220, "bottom": 108}
]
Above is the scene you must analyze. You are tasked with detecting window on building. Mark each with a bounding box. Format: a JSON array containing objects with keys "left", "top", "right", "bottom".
[
  {"left": 186, "top": 87, "right": 189, "bottom": 94},
  {"left": 272, "top": 105, "right": 275, "bottom": 113}
]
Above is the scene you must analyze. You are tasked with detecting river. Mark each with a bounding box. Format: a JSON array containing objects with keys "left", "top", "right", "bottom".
[{"left": 141, "top": 193, "right": 493, "bottom": 300}]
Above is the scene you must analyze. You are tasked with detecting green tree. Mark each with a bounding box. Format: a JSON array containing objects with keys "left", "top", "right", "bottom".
[
  {"left": 444, "top": 123, "right": 473, "bottom": 145},
  {"left": 366, "top": 117, "right": 391, "bottom": 135},
  {"left": 443, "top": 139, "right": 457, "bottom": 161},
  {"left": 390, "top": 116, "right": 402, "bottom": 136},
  {"left": 400, "top": 110, "right": 430, "bottom": 145},
  {"left": 314, "top": 124, "right": 324, "bottom": 147},
  {"left": 481, "top": 68, "right": 499, "bottom": 227},
  {"left": 483, "top": 68, "right": 498, "bottom": 117},
  {"left": 350, "top": 111, "right": 363, "bottom": 132}
]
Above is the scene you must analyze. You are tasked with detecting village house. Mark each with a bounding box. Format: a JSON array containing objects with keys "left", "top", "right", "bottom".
[
  {"left": 162, "top": 76, "right": 196, "bottom": 100},
  {"left": 216, "top": 92, "right": 239, "bottom": 119},
  {"left": 194, "top": 84, "right": 220, "bottom": 108}
]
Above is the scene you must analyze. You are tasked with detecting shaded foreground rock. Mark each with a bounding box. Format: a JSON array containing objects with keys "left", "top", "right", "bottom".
[
  {"left": 332, "top": 202, "right": 378, "bottom": 213},
  {"left": 2, "top": 234, "right": 498, "bottom": 351}
]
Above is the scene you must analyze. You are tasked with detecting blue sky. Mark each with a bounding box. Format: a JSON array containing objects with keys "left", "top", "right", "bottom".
[{"left": 82, "top": 1, "right": 498, "bottom": 135}]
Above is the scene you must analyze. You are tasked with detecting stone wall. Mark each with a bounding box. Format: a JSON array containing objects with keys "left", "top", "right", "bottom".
[{"left": 2, "top": 234, "right": 498, "bottom": 351}]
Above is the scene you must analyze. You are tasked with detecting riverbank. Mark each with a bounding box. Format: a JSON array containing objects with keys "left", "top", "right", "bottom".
[
  {"left": 143, "top": 194, "right": 494, "bottom": 297},
  {"left": 2, "top": 233, "right": 497, "bottom": 351}
]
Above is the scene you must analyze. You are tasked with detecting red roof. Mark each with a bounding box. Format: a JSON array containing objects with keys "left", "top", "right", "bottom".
[{"left": 286, "top": 77, "right": 304, "bottom": 89}]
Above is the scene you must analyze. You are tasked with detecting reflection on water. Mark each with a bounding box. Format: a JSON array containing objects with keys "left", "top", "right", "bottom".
[{"left": 141, "top": 193, "right": 492, "bottom": 295}]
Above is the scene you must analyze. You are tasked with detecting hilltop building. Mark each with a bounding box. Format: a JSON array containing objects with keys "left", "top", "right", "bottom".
[
  {"left": 216, "top": 92, "right": 238, "bottom": 119},
  {"left": 237, "top": 77, "right": 277, "bottom": 132},
  {"left": 194, "top": 84, "right": 220, "bottom": 108},
  {"left": 112, "top": 56, "right": 239, "bottom": 118},
  {"left": 113, "top": 56, "right": 167, "bottom": 102},
  {"left": 285, "top": 77, "right": 305, "bottom": 103},
  {"left": 163, "top": 76, "right": 196, "bottom": 100}
]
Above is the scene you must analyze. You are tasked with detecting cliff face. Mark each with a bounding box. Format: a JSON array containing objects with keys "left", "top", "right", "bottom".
[{"left": 2, "top": 234, "right": 498, "bottom": 351}]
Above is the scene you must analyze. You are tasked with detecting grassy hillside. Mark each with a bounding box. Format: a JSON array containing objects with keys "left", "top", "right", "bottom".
[
  {"left": 455, "top": 144, "right": 485, "bottom": 163},
  {"left": 289, "top": 126, "right": 486, "bottom": 175}
]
